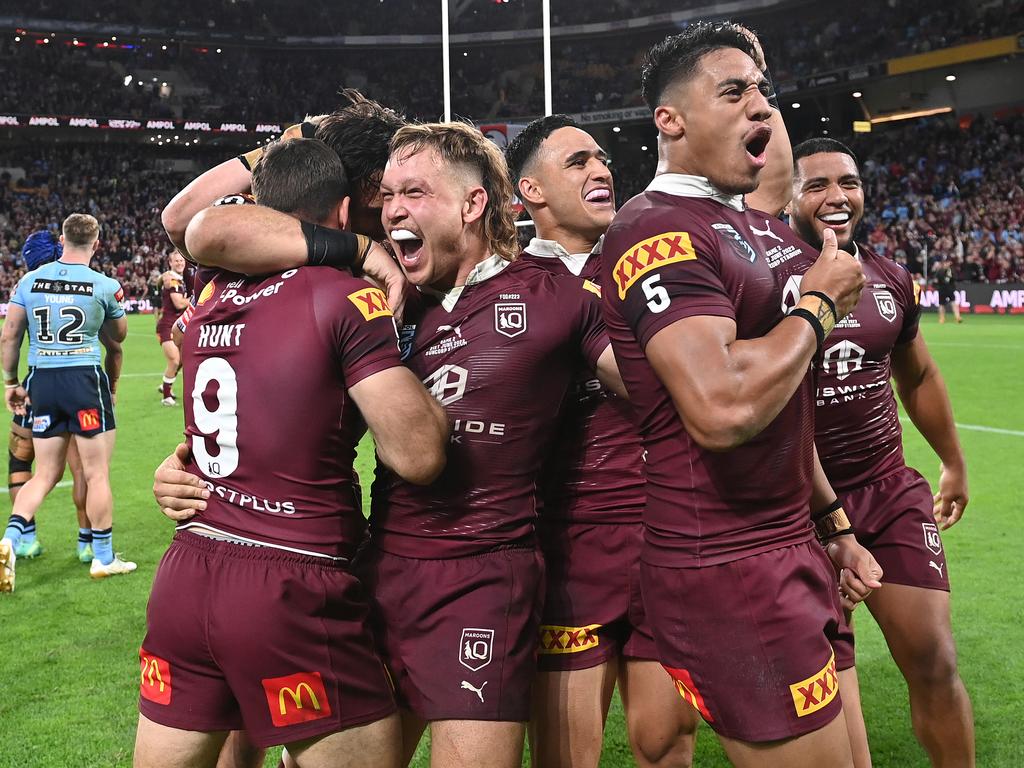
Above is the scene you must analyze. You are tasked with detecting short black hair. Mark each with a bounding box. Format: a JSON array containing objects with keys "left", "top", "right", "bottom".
[
  {"left": 251, "top": 138, "right": 350, "bottom": 224},
  {"left": 792, "top": 138, "right": 860, "bottom": 174},
  {"left": 641, "top": 21, "right": 758, "bottom": 111},
  {"left": 505, "top": 114, "right": 580, "bottom": 186},
  {"left": 315, "top": 89, "right": 408, "bottom": 206}
]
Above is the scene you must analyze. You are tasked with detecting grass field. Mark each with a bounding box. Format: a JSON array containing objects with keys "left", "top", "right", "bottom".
[{"left": 0, "top": 313, "right": 1021, "bottom": 767}]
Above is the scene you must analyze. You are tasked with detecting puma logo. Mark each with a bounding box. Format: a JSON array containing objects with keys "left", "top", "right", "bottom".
[
  {"left": 750, "top": 219, "right": 783, "bottom": 242},
  {"left": 437, "top": 324, "right": 462, "bottom": 338},
  {"left": 461, "top": 680, "right": 488, "bottom": 703},
  {"left": 929, "top": 561, "right": 945, "bottom": 578}
]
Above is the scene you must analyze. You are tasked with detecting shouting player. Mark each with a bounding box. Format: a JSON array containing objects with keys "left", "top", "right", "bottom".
[
  {"left": 1, "top": 214, "right": 131, "bottom": 593},
  {"left": 155, "top": 250, "right": 190, "bottom": 405},
  {"left": 155, "top": 121, "right": 626, "bottom": 767},
  {"left": 506, "top": 114, "right": 698, "bottom": 768},
  {"left": 135, "top": 138, "right": 449, "bottom": 768},
  {"left": 601, "top": 22, "right": 882, "bottom": 767},
  {"left": 783, "top": 138, "right": 975, "bottom": 767}
]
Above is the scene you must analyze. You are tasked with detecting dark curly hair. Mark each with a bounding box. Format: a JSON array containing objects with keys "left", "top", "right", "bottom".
[
  {"left": 641, "top": 21, "right": 758, "bottom": 112},
  {"left": 315, "top": 89, "right": 408, "bottom": 206}
]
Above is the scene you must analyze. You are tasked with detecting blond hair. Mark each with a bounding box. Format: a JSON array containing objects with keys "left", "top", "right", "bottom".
[
  {"left": 62, "top": 213, "right": 100, "bottom": 248},
  {"left": 390, "top": 122, "right": 518, "bottom": 261}
]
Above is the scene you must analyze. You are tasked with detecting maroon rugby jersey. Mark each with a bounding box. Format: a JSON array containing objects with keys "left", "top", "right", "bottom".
[
  {"left": 182, "top": 266, "right": 402, "bottom": 558},
  {"left": 601, "top": 174, "right": 817, "bottom": 567},
  {"left": 157, "top": 273, "right": 187, "bottom": 329},
  {"left": 521, "top": 238, "right": 644, "bottom": 524},
  {"left": 370, "top": 255, "right": 609, "bottom": 557},
  {"left": 770, "top": 241, "right": 921, "bottom": 491}
]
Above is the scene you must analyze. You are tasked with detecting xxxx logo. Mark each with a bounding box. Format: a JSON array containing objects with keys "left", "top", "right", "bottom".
[
  {"left": 538, "top": 624, "right": 600, "bottom": 655},
  {"left": 613, "top": 231, "right": 695, "bottom": 299},
  {"left": 663, "top": 666, "right": 712, "bottom": 721},
  {"left": 789, "top": 651, "right": 839, "bottom": 717},
  {"left": 139, "top": 649, "right": 172, "bottom": 705},
  {"left": 347, "top": 287, "right": 392, "bottom": 321}
]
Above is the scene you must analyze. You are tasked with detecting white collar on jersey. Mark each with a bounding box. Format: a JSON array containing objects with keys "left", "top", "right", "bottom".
[
  {"left": 850, "top": 242, "right": 861, "bottom": 260},
  {"left": 419, "top": 253, "right": 510, "bottom": 312},
  {"left": 646, "top": 173, "right": 745, "bottom": 212},
  {"left": 524, "top": 235, "right": 603, "bottom": 277}
]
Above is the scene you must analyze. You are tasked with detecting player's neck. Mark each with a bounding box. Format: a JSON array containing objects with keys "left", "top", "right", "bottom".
[
  {"left": 59, "top": 249, "right": 93, "bottom": 266},
  {"left": 535, "top": 224, "right": 599, "bottom": 257}
]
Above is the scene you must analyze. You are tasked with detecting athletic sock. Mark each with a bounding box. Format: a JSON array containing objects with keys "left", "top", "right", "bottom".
[
  {"left": 162, "top": 376, "right": 175, "bottom": 398},
  {"left": 3, "top": 514, "right": 29, "bottom": 548},
  {"left": 77, "top": 527, "right": 92, "bottom": 555},
  {"left": 92, "top": 527, "right": 113, "bottom": 565},
  {"left": 21, "top": 520, "right": 36, "bottom": 547}
]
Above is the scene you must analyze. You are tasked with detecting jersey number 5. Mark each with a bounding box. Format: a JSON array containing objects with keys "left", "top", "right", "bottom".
[
  {"left": 191, "top": 357, "right": 239, "bottom": 479},
  {"left": 642, "top": 274, "right": 670, "bottom": 313}
]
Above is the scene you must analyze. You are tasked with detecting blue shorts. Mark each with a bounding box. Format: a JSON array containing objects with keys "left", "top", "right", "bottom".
[
  {"left": 12, "top": 370, "right": 33, "bottom": 430},
  {"left": 25, "top": 366, "right": 115, "bottom": 438}
]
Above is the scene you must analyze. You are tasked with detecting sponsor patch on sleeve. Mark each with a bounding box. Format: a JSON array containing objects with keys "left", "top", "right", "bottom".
[
  {"left": 613, "top": 231, "right": 696, "bottom": 299},
  {"left": 347, "top": 287, "right": 393, "bottom": 321},
  {"left": 114, "top": 287, "right": 125, "bottom": 303},
  {"left": 913, "top": 281, "right": 922, "bottom": 306},
  {"left": 789, "top": 650, "right": 839, "bottom": 717},
  {"left": 582, "top": 279, "right": 602, "bottom": 298}
]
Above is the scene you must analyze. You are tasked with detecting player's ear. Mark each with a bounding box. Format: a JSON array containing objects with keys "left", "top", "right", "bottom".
[
  {"left": 654, "top": 104, "right": 684, "bottom": 139},
  {"left": 335, "top": 196, "right": 352, "bottom": 231},
  {"left": 463, "top": 186, "right": 487, "bottom": 225},
  {"left": 517, "top": 175, "right": 544, "bottom": 207}
]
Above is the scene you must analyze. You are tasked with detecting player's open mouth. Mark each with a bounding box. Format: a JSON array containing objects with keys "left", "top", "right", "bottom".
[
  {"left": 583, "top": 186, "right": 613, "bottom": 207},
  {"left": 391, "top": 228, "right": 424, "bottom": 267},
  {"left": 818, "top": 212, "right": 851, "bottom": 231},
  {"left": 744, "top": 126, "right": 772, "bottom": 167}
]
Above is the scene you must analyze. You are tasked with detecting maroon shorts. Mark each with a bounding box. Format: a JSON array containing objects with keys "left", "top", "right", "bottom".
[
  {"left": 139, "top": 532, "right": 395, "bottom": 747},
  {"left": 537, "top": 521, "right": 655, "bottom": 671},
  {"left": 357, "top": 544, "right": 544, "bottom": 722},
  {"left": 641, "top": 541, "right": 848, "bottom": 742},
  {"left": 156, "top": 321, "right": 175, "bottom": 344},
  {"left": 840, "top": 466, "right": 950, "bottom": 592}
]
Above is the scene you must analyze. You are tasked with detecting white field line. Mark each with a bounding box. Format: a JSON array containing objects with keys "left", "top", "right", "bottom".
[{"left": 900, "top": 417, "right": 1024, "bottom": 437}]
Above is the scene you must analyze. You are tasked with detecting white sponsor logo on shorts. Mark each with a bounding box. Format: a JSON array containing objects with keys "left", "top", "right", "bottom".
[
  {"left": 459, "top": 628, "right": 494, "bottom": 672},
  {"left": 461, "top": 680, "right": 487, "bottom": 702},
  {"left": 929, "top": 561, "right": 945, "bottom": 578},
  {"left": 922, "top": 522, "right": 943, "bottom": 556},
  {"left": 32, "top": 415, "right": 51, "bottom": 433}
]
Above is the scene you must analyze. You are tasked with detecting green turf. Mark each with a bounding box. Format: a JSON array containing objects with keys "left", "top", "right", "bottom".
[{"left": 0, "top": 313, "right": 1020, "bottom": 766}]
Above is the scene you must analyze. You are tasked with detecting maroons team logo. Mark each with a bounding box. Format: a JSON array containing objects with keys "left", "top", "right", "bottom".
[
  {"left": 789, "top": 650, "right": 839, "bottom": 717},
  {"left": 873, "top": 289, "right": 897, "bottom": 323},
  {"left": 922, "top": 522, "right": 943, "bottom": 556},
  {"left": 459, "top": 628, "right": 494, "bottom": 672},
  {"left": 711, "top": 222, "right": 757, "bottom": 263},
  {"left": 614, "top": 231, "right": 696, "bottom": 299},
  {"left": 494, "top": 302, "right": 527, "bottom": 338}
]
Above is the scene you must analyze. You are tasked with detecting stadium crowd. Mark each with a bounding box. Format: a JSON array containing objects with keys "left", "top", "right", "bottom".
[
  {"left": 0, "top": 146, "right": 203, "bottom": 301},
  {"left": 1, "top": 116, "right": 1020, "bottom": 303},
  {"left": 2, "top": 0, "right": 1019, "bottom": 121}
]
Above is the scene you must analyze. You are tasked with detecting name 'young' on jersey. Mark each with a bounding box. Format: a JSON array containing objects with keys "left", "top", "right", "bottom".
[
  {"left": 182, "top": 266, "right": 402, "bottom": 559},
  {"left": 10, "top": 260, "right": 125, "bottom": 367},
  {"left": 770, "top": 241, "right": 922, "bottom": 490},
  {"left": 601, "top": 176, "right": 817, "bottom": 568},
  {"left": 371, "top": 256, "right": 609, "bottom": 558}
]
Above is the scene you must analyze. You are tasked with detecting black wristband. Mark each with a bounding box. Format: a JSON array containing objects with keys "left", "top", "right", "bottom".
[
  {"left": 813, "top": 498, "right": 843, "bottom": 521},
  {"left": 802, "top": 291, "right": 837, "bottom": 326},
  {"left": 821, "top": 527, "right": 856, "bottom": 543},
  {"left": 301, "top": 221, "right": 363, "bottom": 269},
  {"left": 789, "top": 308, "right": 824, "bottom": 356}
]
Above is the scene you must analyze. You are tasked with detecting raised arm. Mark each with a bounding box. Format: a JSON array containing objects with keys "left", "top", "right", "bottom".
[
  {"left": 645, "top": 230, "right": 862, "bottom": 451},
  {"left": 348, "top": 366, "right": 449, "bottom": 485},
  {"left": 162, "top": 158, "right": 254, "bottom": 254},
  {"left": 891, "top": 334, "right": 967, "bottom": 529}
]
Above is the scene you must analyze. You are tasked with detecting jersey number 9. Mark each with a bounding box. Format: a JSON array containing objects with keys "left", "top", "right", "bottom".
[{"left": 191, "top": 357, "right": 239, "bottom": 479}]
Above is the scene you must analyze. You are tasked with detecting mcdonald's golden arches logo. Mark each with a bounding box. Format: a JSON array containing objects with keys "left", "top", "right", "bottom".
[
  {"left": 261, "top": 671, "right": 332, "bottom": 727},
  {"left": 139, "top": 648, "right": 172, "bottom": 705}
]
